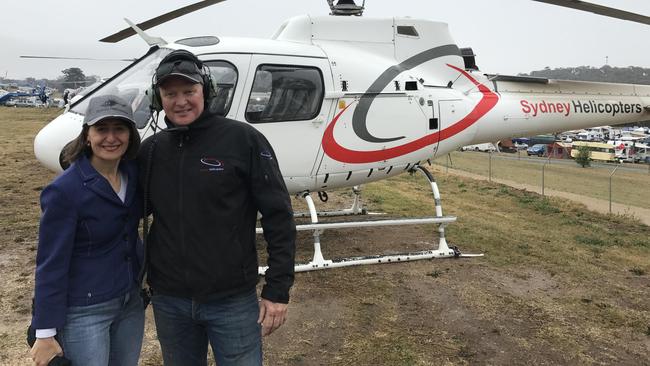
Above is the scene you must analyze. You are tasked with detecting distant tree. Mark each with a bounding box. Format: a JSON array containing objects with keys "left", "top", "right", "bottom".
[
  {"left": 61, "top": 68, "right": 86, "bottom": 89},
  {"left": 25, "top": 77, "right": 36, "bottom": 86},
  {"left": 575, "top": 146, "right": 591, "bottom": 168}
]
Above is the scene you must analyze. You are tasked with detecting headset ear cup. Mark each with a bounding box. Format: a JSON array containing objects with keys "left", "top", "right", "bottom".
[
  {"left": 202, "top": 73, "right": 216, "bottom": 100},
  {"left": 147, "top": 86, "right": 162, "bottom": 112}
]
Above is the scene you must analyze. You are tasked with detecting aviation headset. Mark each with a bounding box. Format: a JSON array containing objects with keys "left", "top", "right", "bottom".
[{"left": 149, "top": 49, "right": 216, "bottom": 112}]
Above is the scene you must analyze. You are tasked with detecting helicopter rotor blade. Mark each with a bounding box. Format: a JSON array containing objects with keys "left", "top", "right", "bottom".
[
  {"left": 100, "top": 0, "right": 227, "bottom": 43},
  {"left": 20, "top": 55, "right": 135, "bottom": 62},
  {"left": 533, "top": 0, "right": 650, "bottom": 25}
]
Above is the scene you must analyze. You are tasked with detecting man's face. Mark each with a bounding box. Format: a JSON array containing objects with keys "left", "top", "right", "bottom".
[{"left": 159, "top": 77, "right": 205, "bottom": 126}]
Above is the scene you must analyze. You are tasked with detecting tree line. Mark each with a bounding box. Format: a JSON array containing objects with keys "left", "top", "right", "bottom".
[
  {"left": 1, "top": 67, "right": 96, "bottom": 92},
  {"left": 520, "top": 65, "right": 650, "bottom": 85}
]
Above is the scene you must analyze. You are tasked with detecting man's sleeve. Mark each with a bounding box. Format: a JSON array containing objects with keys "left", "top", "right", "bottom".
[
  {"left": 31, "top": 184, "right": 77, "bottom": 329},
  {"left": 137, "top": 137, "right": 155, "bottom": 217},
  {"left": 249, "top": 131, "right": 296, "bottom": 304}
]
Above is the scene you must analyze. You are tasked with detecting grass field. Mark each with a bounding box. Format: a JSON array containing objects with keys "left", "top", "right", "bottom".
[
  {"left": 433, "top": 151, "right": 650, "bottom": 209},
  {"left": 1, "top": 107, "right": 649, "bottom": 365}
]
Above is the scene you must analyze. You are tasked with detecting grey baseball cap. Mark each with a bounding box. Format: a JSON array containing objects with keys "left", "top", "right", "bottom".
[{"left": 83, "top": 95, "right": 136, "bottom": 126}]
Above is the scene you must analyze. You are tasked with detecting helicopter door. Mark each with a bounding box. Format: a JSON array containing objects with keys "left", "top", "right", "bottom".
[
  {"left": 437, "top": 99, "right": 474, "bottom": 157},
  {"left": 237, "top": 55, "right": 333, "bottom": 193}
]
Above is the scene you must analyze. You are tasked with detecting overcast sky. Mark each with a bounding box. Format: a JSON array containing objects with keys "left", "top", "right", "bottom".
[{"left": 2, "top": 0, "right": 649, "bottom": 80}]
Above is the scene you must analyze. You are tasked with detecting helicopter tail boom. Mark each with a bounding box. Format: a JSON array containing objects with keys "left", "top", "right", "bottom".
[{"left": 468, "top": 77, "right": 650, "bottom": 144}]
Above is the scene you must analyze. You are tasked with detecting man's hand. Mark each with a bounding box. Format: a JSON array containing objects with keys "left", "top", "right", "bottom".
[
  {"left": 257, "top": 298, "right": 288, "bottom": 337},
  {"left": 30, "top": 337, "right": 63, "bottom": 366}
]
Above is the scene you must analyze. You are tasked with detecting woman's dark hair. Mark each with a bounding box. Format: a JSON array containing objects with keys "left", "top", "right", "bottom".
[{"left": 61, "top": 120, "right": 141, "bottom": 166}]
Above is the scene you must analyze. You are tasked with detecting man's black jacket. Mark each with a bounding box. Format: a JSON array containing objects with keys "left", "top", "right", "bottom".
[{"left": 138, "top": 110, "right": 296, "bottom": 303}]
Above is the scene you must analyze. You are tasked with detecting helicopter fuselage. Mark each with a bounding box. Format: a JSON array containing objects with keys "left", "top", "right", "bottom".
[{"left": 34, "top": 14, "right": 650, "bottom": 194}]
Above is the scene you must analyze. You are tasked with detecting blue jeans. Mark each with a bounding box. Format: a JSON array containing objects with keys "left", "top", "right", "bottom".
[
  {"left": 152, "top": 289, "right": 262, "bottom": 366},
  {"left": 59, "top": 288, "right": 144, "bottom": 366}
]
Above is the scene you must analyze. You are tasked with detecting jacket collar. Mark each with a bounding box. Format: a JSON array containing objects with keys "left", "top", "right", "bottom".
[{"left": 75, "top": 154, "right": 136, "bottom": 206}]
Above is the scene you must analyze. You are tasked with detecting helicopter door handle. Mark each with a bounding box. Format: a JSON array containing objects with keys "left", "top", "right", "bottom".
[{"left": 427, "top": 100, "right": 438, "bottom": 130}]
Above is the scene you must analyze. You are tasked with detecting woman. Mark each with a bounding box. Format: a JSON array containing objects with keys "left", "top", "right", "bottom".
[{"left": 29, "top": 95, "right": 144, "bottom": 366}]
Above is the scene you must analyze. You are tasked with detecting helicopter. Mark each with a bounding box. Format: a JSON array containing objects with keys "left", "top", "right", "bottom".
[
  {"left": 31, "top": 0, "right": 650, "bottom": 273},
  {"left": 0, "top": 85, "right": 48, "bottom": 106}
]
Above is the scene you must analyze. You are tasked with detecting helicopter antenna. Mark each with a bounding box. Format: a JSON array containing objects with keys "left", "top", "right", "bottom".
[{"left": 327, "top": 0, "right": 365, "bottom": 16}]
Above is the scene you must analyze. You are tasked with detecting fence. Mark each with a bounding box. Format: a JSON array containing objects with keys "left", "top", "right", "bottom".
[{"left": 434, "top": 151, "right": 650, "bottom": 214}]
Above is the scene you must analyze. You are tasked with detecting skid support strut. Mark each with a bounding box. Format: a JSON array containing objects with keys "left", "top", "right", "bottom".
[
  {"left": 258, "top": 165, "right": 482, "bottom": 275},
  {"left": 294, "top": 185, "right": 366, "bottom": 218},
  {"left": 302, "top": 192, "right": 333, "bottom": 269},
  {"left": 412, "top": 165, "right": 453, "bottom": 255}
]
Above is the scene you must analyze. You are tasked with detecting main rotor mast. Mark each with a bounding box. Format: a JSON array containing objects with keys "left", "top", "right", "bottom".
[{"left": 327, "top": 0, "right": 365, "bottom": 16}]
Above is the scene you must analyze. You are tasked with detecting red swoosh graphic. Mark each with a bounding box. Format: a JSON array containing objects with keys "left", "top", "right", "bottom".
[{"left": 322, "top": 64, "right": 499, "bottom": 163}]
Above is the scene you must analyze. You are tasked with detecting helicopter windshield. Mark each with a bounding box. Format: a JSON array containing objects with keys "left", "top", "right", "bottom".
[
  {"left": 70, "top": 48, "right": 172, "bottom": 129},
  {"left": 70, "top": 48, "right": 239, "bottom": 127}
]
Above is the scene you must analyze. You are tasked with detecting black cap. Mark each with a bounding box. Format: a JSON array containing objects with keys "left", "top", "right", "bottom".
[{"left": 155, "top": 57, "right": 204, "bottom": 86}]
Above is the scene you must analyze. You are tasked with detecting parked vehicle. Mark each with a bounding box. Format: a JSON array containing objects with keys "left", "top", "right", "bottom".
[
  {"left": 637, "top": 144, "right": 649, "bottom": 163},
  {"left": 570, "top": 141, "right": 617, "bottom": 162},
  {"left": 526, "top": 144, "right": 546, "bottom": 157},
  {"left": 575, "top": 130, "right": 605, "bottom": 141},
  {"left": 610, "top": 141, "right": 648, "bottom": 163},
  {"left": 514, "top": 142, "right": 528, "bottom": 150},
  {"left": 461, "top": 143, "right": 497, "bottom": 152}
]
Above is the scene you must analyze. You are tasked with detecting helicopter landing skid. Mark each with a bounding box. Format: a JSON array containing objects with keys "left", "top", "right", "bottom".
[
  {"left": 292, "top": 185, "right": 385, "bottom": 218},
  {"left": 258, "top": 165, "right": 482, "bottom": 275}
]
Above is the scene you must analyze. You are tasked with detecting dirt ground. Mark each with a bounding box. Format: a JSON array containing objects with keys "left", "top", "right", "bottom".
[{"left": 1, "top": 108, "right": 649, "bottom": 365}]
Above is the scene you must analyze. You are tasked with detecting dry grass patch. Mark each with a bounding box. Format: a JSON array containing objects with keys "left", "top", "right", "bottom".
[
  {"left": 1, "top": 108, "right": 649, "bottom": 365},
  {"left": 435, "top": 151, "right": 650, "bottom": 209}
]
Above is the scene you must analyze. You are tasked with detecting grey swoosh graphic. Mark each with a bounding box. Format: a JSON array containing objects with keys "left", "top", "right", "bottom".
[{"left": 352, "top": 44, "right": 461, "bottom": 143}]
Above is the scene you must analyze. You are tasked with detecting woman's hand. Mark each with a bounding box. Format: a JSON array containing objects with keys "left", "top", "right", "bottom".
[{"left": 30, "top": 337, "right": 63, "bottom": 366}]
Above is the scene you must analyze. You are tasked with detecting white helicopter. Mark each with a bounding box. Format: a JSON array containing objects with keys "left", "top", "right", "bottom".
[{"left": 32, "top": 0, "right": 650, "bottom": 273}]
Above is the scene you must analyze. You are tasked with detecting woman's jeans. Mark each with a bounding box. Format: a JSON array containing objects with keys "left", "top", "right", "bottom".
[
  {"left": 151, "top": 288, "right": 262, "bottom": 366},
  {"left": 59, "top": 288, "right": 144, "bottom": 366}
]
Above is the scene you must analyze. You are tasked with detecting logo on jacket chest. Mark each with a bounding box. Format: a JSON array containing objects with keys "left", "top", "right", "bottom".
[{"left": 200, "top": 157, "right": 225, "bottom": 172}]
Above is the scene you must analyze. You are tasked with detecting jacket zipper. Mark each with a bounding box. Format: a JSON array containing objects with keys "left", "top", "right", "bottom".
[{"left": 178, "top": 133, "right": 190, "bottom": 291}]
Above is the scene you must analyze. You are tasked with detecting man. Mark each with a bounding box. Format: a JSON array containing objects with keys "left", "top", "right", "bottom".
[{"left": 138, "top": 49, "right": 296, "bottom": 365}]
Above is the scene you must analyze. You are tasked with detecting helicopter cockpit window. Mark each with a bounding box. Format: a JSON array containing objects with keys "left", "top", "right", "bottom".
[
  {"left": 203, "top": 60, "right": 237, "bottom": 116},
  {"left": 70, "top": 48, "right": 172, "bottom": 129},
  {"left": 245, "top": 65, "right": 323, "bottom": 123}
]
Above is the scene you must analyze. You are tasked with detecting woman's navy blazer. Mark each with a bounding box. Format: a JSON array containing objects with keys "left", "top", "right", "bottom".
[{"left": 31, "top": 155, "right": 143, "bottom": 329}]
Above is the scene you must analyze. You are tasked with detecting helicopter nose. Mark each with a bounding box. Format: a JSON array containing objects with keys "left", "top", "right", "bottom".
[{"left": 34, "top": 112, "right": 84, "bottom": 172}]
